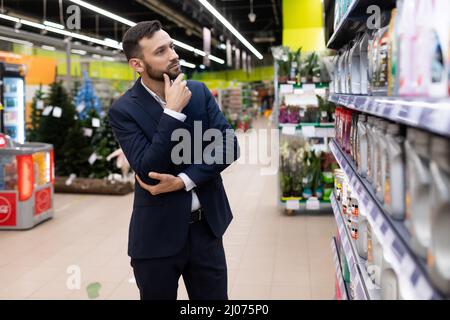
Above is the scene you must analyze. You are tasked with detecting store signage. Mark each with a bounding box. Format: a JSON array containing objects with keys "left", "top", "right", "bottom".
[
  {"left": 203, "top": 27, "right": 211, "bottom": 67},
  {"left": 0, "top": 193, "right": 16, "bottom": 226},
  {"left": 35, "top": 187, "right": 51, "bottom": 216}
]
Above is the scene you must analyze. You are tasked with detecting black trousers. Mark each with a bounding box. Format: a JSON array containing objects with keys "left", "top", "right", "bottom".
[{"left": 130, "top": 219, "right": 228, "bottom": 300}]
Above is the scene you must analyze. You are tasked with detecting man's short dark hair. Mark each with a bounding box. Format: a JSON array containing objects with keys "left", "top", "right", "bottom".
[{"left": 122, "top": 20, "right": 162, "bottom": 61}]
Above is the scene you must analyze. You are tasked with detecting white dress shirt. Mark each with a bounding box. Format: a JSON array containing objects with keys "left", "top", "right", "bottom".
[{"left": 140, "top": 79, "right": 201, "bottom": 212}]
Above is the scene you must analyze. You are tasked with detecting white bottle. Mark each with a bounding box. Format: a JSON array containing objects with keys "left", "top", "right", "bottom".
[
  {"left": 380, "top": 257, "right": 404, "bottom": 300},
  {"left": 357, "top": 115, "right": 368, "bottom": 177},
  {"left": 349, "top": 37, "right": 362, "bottom": 94},
  {"left": 356, "top": 214, "right": 369, "bottom": 260},
  {"left": 359, "top": 33, "right": 370, "bottom": 95},
  {"left": 428, "top": 136, "right": 450, "bottom": 296},
  {"left": 404, "top": 128, "right": 432, "bottom": 259},
  {"left": 428, "top": 0, "right": 450, "bottom": 97},
  {"left": 384, "top": 123, "right": 405, "bottom": 220}
]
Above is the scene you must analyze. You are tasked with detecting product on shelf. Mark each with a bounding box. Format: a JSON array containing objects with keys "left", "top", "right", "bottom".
[
  {"left": 356, "top": 114, "right": 368, "bottom": 177},
  {"left": 428, "top": 136, "right": 450, "bottom": 296},
  {"left": 404, "top": 128, "right": 432, "bottom": 259},
  {"left": 388, "top": 8, "right": 399, "bottom": 96},
  {"left": 374, "top": 26, "right": 390, "bottom": 95},
  {"left": 356, "top": 214, "right": 369, "bottom": 260},
  {"left": 383, "top": 123, "right": 405, "bottom": 219},
  {"left": 380, "top": 258, "right": 400, "bottom": 300},
  {"left": 350, "top": 198, "right": 359, "bottom": 240},
  {"left": 348, "top": 36, "right": 361, "bottom": 94},
  {"left": 360, "top": 33, "right": 370, "bottom": 95},
  {"left": 365, "top": 116, "right": 377, "bottom": 184},
  {"left": 367, "top": 226, "right": 383, "bottom": 287},
  {"left": 373, "top": 119, "right": 388, "bottom": 198}
]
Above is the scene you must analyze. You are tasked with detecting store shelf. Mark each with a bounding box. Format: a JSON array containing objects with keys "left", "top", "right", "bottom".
[
  {"left": 280, "top": 197, "right": 332, "bottom": 212},
  {"left": 329, "top": 139, "right": 442, "bottom": 300},
  {"left": 327, "top": 0, "right": 396, "bottom": 50},
  {"left": 279, "top": 123, "right": 335, "bottom": 137},
  {"left": 331, "top": 192, "right": 381, "bottom": 300},
  {"left": 331, "top": 237, "right": 349, "bottom": 300},
  {"left": 329, "top": 94, "right": 450, "bottom": 138}
]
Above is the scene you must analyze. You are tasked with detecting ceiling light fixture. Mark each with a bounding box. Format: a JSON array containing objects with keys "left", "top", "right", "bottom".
[
  {"left": 197, "top": 0, "right": 263, "bottom": 60},
  {"left": 0, "top": 35, "right": 33, "bottom": 47},
  {"left": 44, "top": 20, "right": 65, "bottom": 29},
  {"left": 67, "top": 0, "right": 225, "bottom": 65},
  {"left": 180, "top": 60, "right": 196, "bottom": 69}
]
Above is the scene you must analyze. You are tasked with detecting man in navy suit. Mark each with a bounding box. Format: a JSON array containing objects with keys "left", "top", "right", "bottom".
[{"left": 108, "top": 20, "right": 239, "bottom": 300}]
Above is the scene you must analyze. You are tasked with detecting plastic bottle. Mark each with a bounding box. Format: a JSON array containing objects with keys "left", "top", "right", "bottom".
[
  {"left": 404, "top": 128, "right": 432, "bottom": 259},
  {"left": 366, "top": 117, "right": 376, "bottom": 183},
  {"left": 380, "top": 258, "right": 400, "bottom": 300},
  {"left": 356, "top": 214, "right": 368, "bottom": 259},
  {"left": 367, "top": 227, "right": 383, "bottom": 287},
  {"left": 359, "top": 33, "right": 370, "bottom": 95},
  {"left": 357, "top": 115, "right": 368, "bottom": 177},
  {"left": 384, "top": 123, "right": 406, "bottom": 220},
  {"left": 428, "top": 136, "right": 450, "bottom": 296}
]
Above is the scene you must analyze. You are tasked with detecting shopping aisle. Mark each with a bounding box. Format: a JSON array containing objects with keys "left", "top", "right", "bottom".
[{"left": 0, "top": 118, "right": 335, "bottom": 300}]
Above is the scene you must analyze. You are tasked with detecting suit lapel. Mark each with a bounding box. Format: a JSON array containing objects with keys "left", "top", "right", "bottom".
[{"left": 130, "top": 77, "right": 163, "bottom": 125}]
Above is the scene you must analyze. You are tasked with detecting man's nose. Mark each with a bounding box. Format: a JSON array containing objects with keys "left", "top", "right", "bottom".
[{"left": 171, "top": 50, "right": 179, "bottom": 61}]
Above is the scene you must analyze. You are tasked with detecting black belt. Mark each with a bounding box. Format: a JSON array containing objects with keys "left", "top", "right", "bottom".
[{"left": 190, "top": 208, "right": 203, "bottom": 224}]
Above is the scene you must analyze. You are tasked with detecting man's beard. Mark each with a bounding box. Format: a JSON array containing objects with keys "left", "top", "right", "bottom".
[{"left": 143, "top": 61, "right": 180, "bottom": 81}]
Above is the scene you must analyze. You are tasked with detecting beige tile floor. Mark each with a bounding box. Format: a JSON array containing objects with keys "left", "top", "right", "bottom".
[{"left": 0, "top": 119, "right": 336, "bottom": 300}]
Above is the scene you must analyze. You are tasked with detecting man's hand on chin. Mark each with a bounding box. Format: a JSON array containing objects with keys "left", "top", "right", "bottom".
[{"left": 136, "top": 172, "right": 185, "bottom": 195}]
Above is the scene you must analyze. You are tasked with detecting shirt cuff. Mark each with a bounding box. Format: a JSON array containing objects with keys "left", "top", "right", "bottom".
[
  {"left": 177, "top": 173, "right": 197, "bottom": 192},
  {"left": 164, "top": 108, "right": 187, "bottom": 122}
]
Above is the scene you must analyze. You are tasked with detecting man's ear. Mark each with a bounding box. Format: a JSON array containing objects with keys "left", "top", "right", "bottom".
[{"left": 129, "top": 58, "right": 144, "bottom": 74}]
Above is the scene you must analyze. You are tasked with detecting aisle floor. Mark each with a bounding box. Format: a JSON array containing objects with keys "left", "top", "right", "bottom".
[{"left": 0, "top": 119, "right": 336, "bottom": 300}]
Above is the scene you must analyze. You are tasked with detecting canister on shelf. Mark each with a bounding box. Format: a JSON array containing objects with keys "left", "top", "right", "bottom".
[
  {"left": 367, "top": 227, "right": 383, "bottom": 287},
  {"left": 356, "top": 214, "right": 368, "bottom": 260},
  {"left": 404, "top": 128, "right": 432, "bottom": 259},
  {"left": 366, "top": 116, "right": 377, "bottom": 183},
  {"left": 357, "top": 115, "right": 368, "bottom": 177},
  {"left": 380, "top": 258, "right": 400, "bottom": 300},
  {"left": 373, "top": 119, "right": 388, "bottom": 192},
  {"left": 428, "top": 136, "right": 450, "bottom": 296},
  {"left": 383, "top": 123, "right": 406, "bottom": 220}
]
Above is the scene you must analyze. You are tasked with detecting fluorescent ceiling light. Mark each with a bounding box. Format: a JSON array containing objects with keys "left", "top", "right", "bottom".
[
  {"left": 197, "top": 0, "right": 263, "bottom": 60},
  {"left": 44, "top": 20, "right": 65, "bottom": 29},
  {"left": 66, "top": 0, "right": 225, "bottom": 65},
  {"left": 208, "top": 55, "right": 225, "bottom": 64},
  {"left": 69, "top": 0, "right": 136, "bottom": 27},
  {"left": 0, "top": 13, "right": 19, "bottom": 23},
  {"left": 20, "top": 19, "right": 46, "bottom": 29},
  {"left": 0, "top": 35, "right": 33, "bottom": 47},
  {"left": 199, "top": 64, "right": 206, "bottom": 70},
  {"left": 180, "top": 60, "right": 196, "bottom": 69},
  {"left": 41, "top": 45, "right": 56, "bottom": 51},
  {"left": 71, "top": 49, "right": 87, "bottom": 55}
]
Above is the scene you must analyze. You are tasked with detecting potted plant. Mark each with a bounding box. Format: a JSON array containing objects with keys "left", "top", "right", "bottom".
[{"left": 301, "top": 52, "right": 321, "bottom": 83}]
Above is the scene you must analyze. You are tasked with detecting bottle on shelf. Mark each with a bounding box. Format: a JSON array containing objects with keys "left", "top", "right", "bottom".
[
  {"left": 383, "top": 123, "right": 406, "bottom": 220},
  {"left": 428, "top": 136, "right": 450, "bottom": 296},
  {"left": 356, "top": 114, "right": 368, "bottom": 177},
  {"left": 404, "top": 128, "right": 432, "bottom": 259}
]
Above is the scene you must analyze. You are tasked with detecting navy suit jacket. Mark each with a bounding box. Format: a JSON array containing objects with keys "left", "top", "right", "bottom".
[{"left": 108, "top": 78, "right": 239, "bottom": 259}]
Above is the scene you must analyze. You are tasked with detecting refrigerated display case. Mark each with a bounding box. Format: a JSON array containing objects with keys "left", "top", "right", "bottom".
[
  {"left": 0, "top": 62, "right": 26, "bottom": 144},
  {"left": 0, "top": 133, "right": 54, "bottom": 230}
]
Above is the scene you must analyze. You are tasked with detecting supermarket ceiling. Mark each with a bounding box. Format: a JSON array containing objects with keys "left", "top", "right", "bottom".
[{"left": 0, "top": 0, "right": 282, "bottom": 69}]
